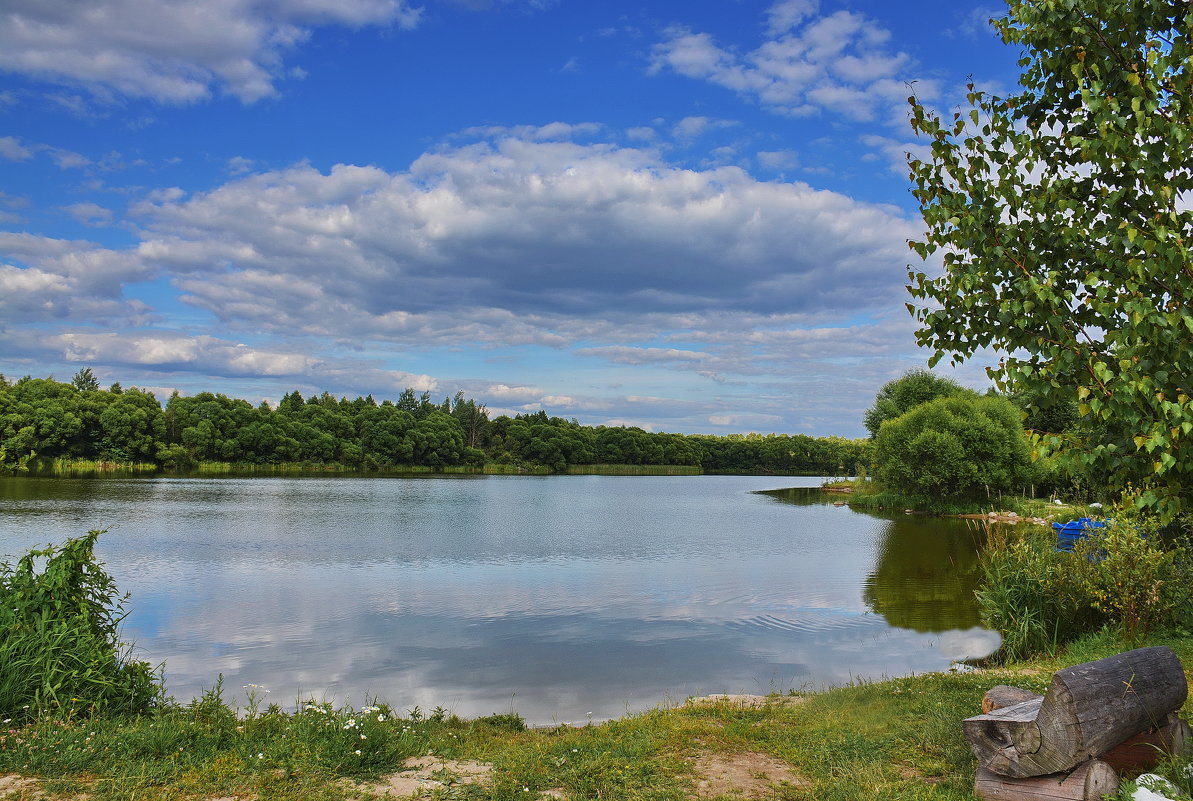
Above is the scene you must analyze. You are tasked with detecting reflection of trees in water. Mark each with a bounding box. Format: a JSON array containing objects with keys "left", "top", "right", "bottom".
[
  {"left": 0, "top": 476, "right": 112, "bottom": 506},
  {"left": 753, "top": 487, "right": 836, "bottom": 507},
  {"left": 863, "top": 517, "right": 984, "bottom": 633},
  {"left": 756, "top": 487, "right": 985, "bottom": 634}
]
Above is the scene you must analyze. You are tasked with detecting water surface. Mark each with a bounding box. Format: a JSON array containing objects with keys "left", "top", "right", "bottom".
[{"left": 0, "top": 475, "right": 998, "bottom": 723}]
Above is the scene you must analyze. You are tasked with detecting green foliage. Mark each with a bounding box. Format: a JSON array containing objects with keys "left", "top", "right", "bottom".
[
  {"left": 977, "top": 495, "right": 1192, "bottom": 660},
  {"left": 693, "top": 432, "right": 867, "bottom": 475},
  {"left": 1129, "top": 752, "right": 1193, "bottom": 801},
  {"left": 1, "top": 375, "right": 868, "bottom": 475},
  {"left": 2, "top": 632, "right": 1193, "bottom": 800},
  {"left": 1068, "top": 493, "right": 1191, "bottom": 645},
  {"left": 872, "top": 394, "right": 1034, "bottom": 500},
  {"left": 286, "top": 700, "right": 421, "bottom": 776},
  {"left": 1009, "top": 386, "right": 1080, "bottom": 438},
  {"left": 71, "top": 367, "right": 100, "bottom": 393},
  {"left": 0, "top": 531, "right": 162, "bottom": 719},
  {"left": 406, "top": 410, "right": 465, "bottom": 467},
  {"left": 0, "top": 692, "right": 432, "bottom": 794},
  {"left": 863, "top": 369, "right": 967, "bottom": 438},
  {"left": 474, "top": 712, "right": 527, "bottom": 732},
  {"left": 976, "top": 532, "right": 1096, "bottom": 661},
  {"left": 907, "top": 1, "right": 1193, "bottom": 522}
]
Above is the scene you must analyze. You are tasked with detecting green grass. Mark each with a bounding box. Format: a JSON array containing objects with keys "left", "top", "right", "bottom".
[
  {"left": 176, "top": 462, "right": 700, "bottom": 477},
  {"left": 823, "top": 478, "right": 1092, "bottom": 520},
  {"left": 25, "top": 458, "right": 159, "bottom": 477},
  {"left": 2, "top": 631, "right": 1190, "bottom": 800},
  {"left": 564, "top": 464, "right": 702, "bottom": 475},
  {"left": 175, "top": 461, "right": 557, "bottom": 476},
  {"left": 3, "top": 532, "right": 1190, "bottom": 800}
]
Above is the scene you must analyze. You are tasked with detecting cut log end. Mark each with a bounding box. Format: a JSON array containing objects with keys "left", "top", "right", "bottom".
[
  {"left": 975, "top": 759, "right": 1118, "bottom": 801},
  {"left": 983, "top": 686, "right": 1045, "bottom": 714},
  {"left": 962, "top": 698, "right": 1046, "bottom": 776}
]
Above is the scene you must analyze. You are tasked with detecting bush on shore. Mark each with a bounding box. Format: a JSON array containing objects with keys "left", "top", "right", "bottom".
[
  {"left": 871, "top": 394, "right": 1038, "bottom": 501},
  {"left": 977, "top": 494, "right": 1193, "bottom": 661},
  {"left": 0, "top": 531, "right": 162, "bottom": 720}
]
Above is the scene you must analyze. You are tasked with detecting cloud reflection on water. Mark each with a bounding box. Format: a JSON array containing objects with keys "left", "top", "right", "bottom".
[{"left": 0, "top": 475, "right": 1001, "bottom": 723}]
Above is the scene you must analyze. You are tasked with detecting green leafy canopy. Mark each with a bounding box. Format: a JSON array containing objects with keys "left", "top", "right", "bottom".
[{"left": 906, "top": 0, "right": 1193, "bottom": 520}]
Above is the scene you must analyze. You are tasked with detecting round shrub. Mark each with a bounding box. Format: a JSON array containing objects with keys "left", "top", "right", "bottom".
[{"left": 873, "top": 393, "right": 1034, "bottom": 499}]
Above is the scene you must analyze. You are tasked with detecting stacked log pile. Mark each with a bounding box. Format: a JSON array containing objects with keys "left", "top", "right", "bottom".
[{"left": 963, "top": 647, "right": 1190, "bottom": 801}]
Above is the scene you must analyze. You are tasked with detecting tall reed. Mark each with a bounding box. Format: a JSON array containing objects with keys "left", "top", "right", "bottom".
[
  {"left": 26, "top": 459, "right": 159, "bottom": 478},
  {"left": 564, "top": 464, "right": 701, "bottom": 475},
  {"left": 0, "top": 531, "right": 162, "bottom": 719}
]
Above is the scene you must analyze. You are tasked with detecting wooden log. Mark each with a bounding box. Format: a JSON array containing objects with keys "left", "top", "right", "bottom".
[
  {"left": 963, "top": 646, "right": 1188, "bottom": 778},
  {"left": 983, "top": 686, "right": 1044, "bottom": 714},
  {"left": 974, "top": 759, "right": 1118, "bottom": 801},
  {"left": 1099, "top": 712, "right": 1191, "bottom": 773}
]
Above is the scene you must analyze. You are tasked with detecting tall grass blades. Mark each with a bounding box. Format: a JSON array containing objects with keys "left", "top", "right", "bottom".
[
  {"left": 0, "top": 531, "right": 162, "bottom": 720},
  {"left": 26, "top": 458, "right": 159, "bottom": 478},
  {"left": 975, "top": 536, "right": 1073, "bottom": 661},
  {"left": 976, "top": 495, "right": 1193, "bottom": 660},
  {"left": 564, "top": 464, "right": 702, "bottom": 475}
]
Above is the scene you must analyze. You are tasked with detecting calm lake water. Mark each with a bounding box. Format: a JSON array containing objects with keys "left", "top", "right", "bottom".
[{"left": 0, "top": 475, "right": 999, "bottom": 724}]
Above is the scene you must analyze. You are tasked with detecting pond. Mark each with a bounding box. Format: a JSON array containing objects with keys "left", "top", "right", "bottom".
[{"left": 0, "top": 474, "right": 999, "bottom": 724}]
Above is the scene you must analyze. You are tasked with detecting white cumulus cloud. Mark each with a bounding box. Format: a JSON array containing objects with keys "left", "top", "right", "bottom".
[
  {"left": 116, "top": 136, "right": 918, "bottom": 346},
  {"left": 650, "top": 0, "right": 933, "bottom": 124},
  {"left": 0, "top": 0, "right": 421, "bottom": 104}
]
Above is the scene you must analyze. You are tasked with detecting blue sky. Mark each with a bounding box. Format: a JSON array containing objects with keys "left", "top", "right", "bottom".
[{"left": 0, "top": 0, "right": 1019, "bottom": 437}]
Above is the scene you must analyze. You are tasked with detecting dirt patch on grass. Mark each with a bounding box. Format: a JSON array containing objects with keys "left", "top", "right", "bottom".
[
  {"left": 690, "top": 752, "right": 808, "bottom": 799},
  {"left": 351, "top": 756, "right": 492, "bottom": 798},
  {"left": 0, "top": 774, "right": 42, "bottom": 799},
  {"left": 897, "top": 764, "right": 944, "bottom": 785}
]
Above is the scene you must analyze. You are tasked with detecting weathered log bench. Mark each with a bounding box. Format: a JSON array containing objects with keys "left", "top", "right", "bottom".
[
  {"left": 980, "top": 684, "right": 1191, "bottom": 773},
  {"left": 964, "top": 646, "right": 1188, "bottom": 779},
  {"left": 965, "top": 647, "right": 1190, "bottom": 800}
]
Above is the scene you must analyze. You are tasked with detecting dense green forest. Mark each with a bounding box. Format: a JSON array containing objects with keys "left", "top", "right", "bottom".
[{"left": 0, "top": 372, "right": 866, "bottom": 476}]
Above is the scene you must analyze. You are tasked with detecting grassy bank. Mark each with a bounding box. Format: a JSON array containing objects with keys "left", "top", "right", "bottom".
[
  {"left": 1, "top": 630, "right": 1190, "bottom": 801},
  {"left": 8, "top": 460, "right": 864, "bottom": 480},
  {"left": 24, "top": 458, "right": 160, "bottom": 478},
  {"left": 564, "top": 464, "right": 702, "bottom": 476},
  {"left": 821, "top": 477, "right": 1092, "bottom": 520},
  {"left": 4, "top": 528, "right": 1188, "bottom": 801},
  {"left": 180, "top": 462, "right": 698, "bottom": 477},
  {"left": 14, "top": 460, "right": 712, "bottom": 478}
]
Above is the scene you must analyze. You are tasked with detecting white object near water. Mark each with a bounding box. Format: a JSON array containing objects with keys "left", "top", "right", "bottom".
[{"left": 1132, "top": 773, "right": 1184, "bottom": 801}]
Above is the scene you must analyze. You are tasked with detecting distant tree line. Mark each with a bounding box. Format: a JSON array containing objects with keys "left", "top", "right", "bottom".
[{"left": 0, "top": 371, "right": 867, "bottom": 475}]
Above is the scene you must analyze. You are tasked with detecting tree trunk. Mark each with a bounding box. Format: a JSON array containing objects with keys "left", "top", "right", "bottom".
[
  {"left": 974, "top": 759, "right": 1117, "bottom": 801},
  {"left": 963, "top": 646, "right": 1187, "bottom": 778}
]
